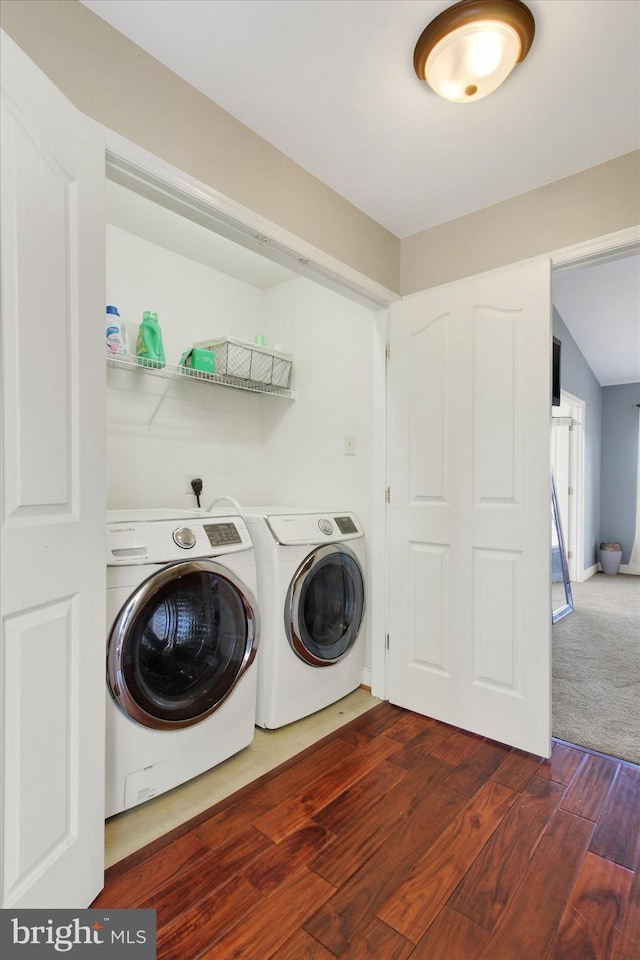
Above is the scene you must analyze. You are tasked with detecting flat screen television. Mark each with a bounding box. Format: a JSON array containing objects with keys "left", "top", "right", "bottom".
[{"left": 552, "top": 336, "right": 561, "bottom": 406}]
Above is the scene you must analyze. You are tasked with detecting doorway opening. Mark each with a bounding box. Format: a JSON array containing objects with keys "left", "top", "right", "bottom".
[{"left": 550, "top": 246, "right": 640, "bottom": 764}]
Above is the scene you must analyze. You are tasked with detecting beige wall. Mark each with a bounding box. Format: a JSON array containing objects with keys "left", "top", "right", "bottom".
[
  {"left": 401, "top": 152, "right": 640, "bottom": 294},
  {"left": 0, "top": 0, "right": 400, "bottom": 293},
  {"left": 2, "top": 2, "right": 638, "bottom": 299}
]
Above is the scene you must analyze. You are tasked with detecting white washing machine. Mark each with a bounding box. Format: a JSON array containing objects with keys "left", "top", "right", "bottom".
[
  {"left": 105, "top": 508, "right": 259, "bottom": 817},
  {"left": 243, "top": 507, "right": 366, "bottom": 729}
]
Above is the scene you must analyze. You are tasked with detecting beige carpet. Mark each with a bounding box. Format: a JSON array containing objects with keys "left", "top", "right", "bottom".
[{"left": 553, "top": 572, "right": 640, "bottom": 765}]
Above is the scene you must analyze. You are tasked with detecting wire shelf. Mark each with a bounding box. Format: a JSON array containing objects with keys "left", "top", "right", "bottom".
[
  {"left": 193, "top": 337, "right": 293, "bottom": 390},
  {"left": 106, "top": 353, "right": 295, "bottom": 399}
]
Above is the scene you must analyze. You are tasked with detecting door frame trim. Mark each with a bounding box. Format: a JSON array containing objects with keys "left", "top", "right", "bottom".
[
  {"left": 95, "top": 122, "right": 400, "bottom": 310},
  {"left": 560, "top": 390, "right": 586, "bottom": 583},
  {"left": 550, "top": 227, "right": 640, "bottom": 271},
  {"left": 551, "top": 390, "right": 586, "bottom": 583}
]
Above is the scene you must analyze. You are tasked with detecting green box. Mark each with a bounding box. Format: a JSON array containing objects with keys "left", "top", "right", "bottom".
[{"left": 179, "top": 347, "right": 215, "bottom": 374}]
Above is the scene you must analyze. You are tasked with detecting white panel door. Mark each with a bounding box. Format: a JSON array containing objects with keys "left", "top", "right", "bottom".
[
  {"left": 1, "top": 31, "right": 106, "bottom": 907},
  {"left": 387, "top": 259, "right": 552, "bottom": 757}
]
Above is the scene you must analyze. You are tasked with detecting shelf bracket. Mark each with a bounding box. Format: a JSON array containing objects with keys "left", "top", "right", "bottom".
[{"left": 148, "top": 376, "right": 174, "bottom": 427}]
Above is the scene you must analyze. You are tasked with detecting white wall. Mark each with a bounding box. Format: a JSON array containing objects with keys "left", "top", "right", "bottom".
[
  {"left": 601, "top": 382, "right": 640, "bottom": 564},
  {"left": 106, "top": 224, "right": 271, "bottom": 509},
  {"left": 262, "top": 279, "right": 375, "bottom": 515},
  {"left": 107, "top": 224, "right": 266, "bottom": 365}
]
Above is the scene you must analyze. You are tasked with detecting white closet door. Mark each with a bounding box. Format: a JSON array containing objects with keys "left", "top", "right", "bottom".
[
  {"left": 387, "top": 258, "right": 552, "bottom": 757},
  {"left": 1, "top": 31, "right": 106, "bottom": 907}
]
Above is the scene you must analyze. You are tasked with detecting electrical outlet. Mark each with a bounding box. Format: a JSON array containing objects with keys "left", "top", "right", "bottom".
[{"left": 185, "top": 474, "right": 203, "bottom": 495}]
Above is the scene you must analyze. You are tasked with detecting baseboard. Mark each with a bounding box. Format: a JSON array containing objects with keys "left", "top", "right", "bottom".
[
  {"left": 582, "top": 562, "right": 640, "bottom": 578},
  {"left": 361, "top": 667, "right": 372, "bottom": 689}
]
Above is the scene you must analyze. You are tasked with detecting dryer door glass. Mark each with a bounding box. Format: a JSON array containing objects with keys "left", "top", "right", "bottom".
[
  {"left": 286, "top": 545, "right": 365, "bottom": 666},
  {"left": 108, "top": 560, "right": 258, "bottom": 728}
]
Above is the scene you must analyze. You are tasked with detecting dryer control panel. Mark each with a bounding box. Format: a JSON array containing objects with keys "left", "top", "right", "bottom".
[{"left": 263, "top": 511, "right": 363, "bottom": 546}]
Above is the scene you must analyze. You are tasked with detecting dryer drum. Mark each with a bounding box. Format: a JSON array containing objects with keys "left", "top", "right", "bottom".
[
  {"left": 107, "top": 559, "right": 259, "bottom": 729},
  {"left": 286, "top": 544, "right": 365, "bottom": 667}
]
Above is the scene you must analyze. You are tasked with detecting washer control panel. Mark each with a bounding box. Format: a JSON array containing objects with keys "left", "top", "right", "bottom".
[
  {"left": 334, "top": 515, "right": 358, "bottom": 535},
  {"left": 204, "top": 522, "right": 243, "bottom": 547},
  {"left": 107, "top": 515, "right": 252, "bottom": 564}
]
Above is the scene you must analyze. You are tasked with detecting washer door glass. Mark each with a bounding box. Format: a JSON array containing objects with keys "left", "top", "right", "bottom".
[
  {"left": 108, "top": 560, "right": 258, "bottom": 729},
  {"left": 286, "top": 545, "right": 365, "bottom": 666}
]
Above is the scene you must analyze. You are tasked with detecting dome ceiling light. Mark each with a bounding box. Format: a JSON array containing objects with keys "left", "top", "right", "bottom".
[{"left": 414, "top": 0, "right": 535, "bottom": 103}]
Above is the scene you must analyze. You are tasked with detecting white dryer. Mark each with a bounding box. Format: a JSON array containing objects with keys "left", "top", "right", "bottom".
[
  {"left": 105, "top": 508, "right": 259, "bottom": 817},
  {"left": 244, "top": 507, "right": 366, "bottom": 729}
]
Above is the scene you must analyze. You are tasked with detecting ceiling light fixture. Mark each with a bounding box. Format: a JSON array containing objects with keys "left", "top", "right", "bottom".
[{"left": 414, "top": 0, "right": 535, "bottom": 103}]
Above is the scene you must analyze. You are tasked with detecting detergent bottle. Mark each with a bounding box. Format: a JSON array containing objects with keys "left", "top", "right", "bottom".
[
  {"left": 105, "top": 305, "right": 129, "bottom": 356},
  {"left": 136, "top": 311, "right": 166, "bottom": 368}
]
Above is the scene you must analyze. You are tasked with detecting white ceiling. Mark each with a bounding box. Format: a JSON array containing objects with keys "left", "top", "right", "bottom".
[
  {"left": 88, "top": 0, "right": 640, "bottom": 384},
  {"left": 82, "top": 0, "right": 639, "bottom": 239}
]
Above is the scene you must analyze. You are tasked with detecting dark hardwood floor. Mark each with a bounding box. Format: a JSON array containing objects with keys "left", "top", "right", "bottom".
[{"left": 92, "top": 703, "right": 640, "bottom": 959}]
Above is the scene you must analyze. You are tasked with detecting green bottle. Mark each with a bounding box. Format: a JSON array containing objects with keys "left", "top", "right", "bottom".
[{"left": 136, "top": 311, "right": 166, "bottom": 368}]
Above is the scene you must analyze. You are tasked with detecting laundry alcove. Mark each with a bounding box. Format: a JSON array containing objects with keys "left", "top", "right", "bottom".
[{"left": 103, "top": 167, "right": 390, "bottom": 693}]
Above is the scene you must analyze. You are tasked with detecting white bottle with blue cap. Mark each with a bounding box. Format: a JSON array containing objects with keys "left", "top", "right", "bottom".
[{"left": 106, "top": 305, "right": 129, "bottom": 356}]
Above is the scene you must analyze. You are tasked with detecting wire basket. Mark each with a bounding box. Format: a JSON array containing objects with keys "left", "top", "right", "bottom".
[{"left": 194, "top": 337, "right": 293, "bottom": 389}]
